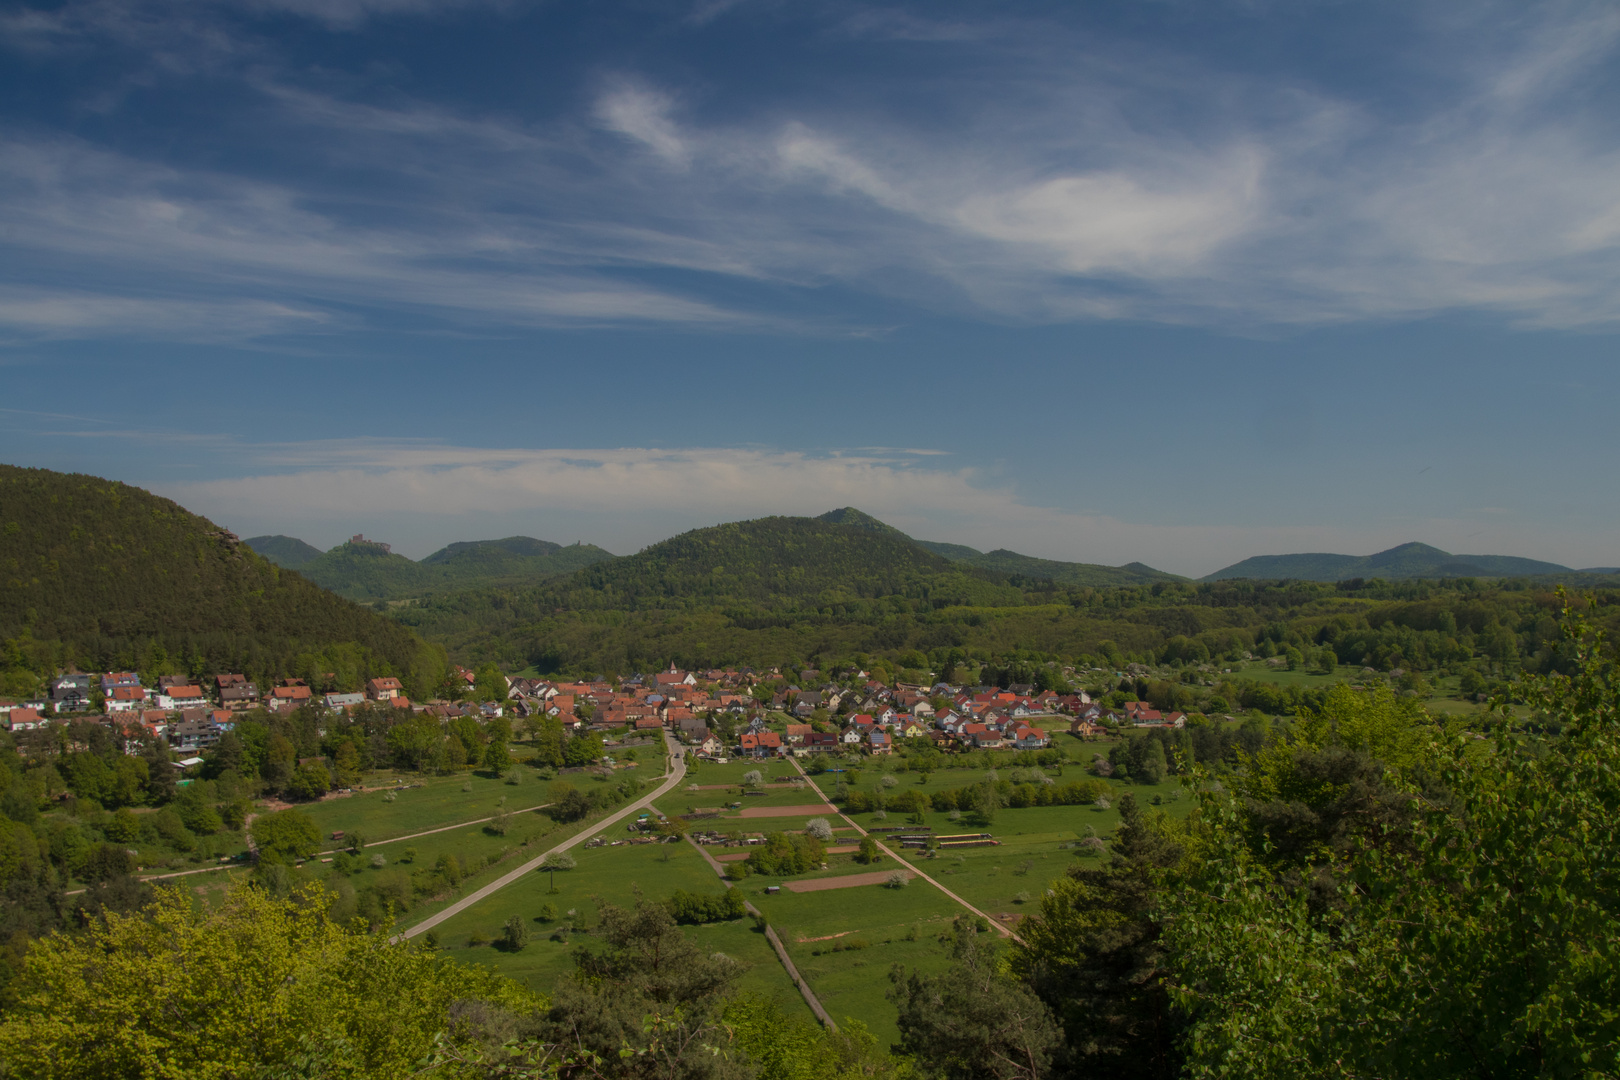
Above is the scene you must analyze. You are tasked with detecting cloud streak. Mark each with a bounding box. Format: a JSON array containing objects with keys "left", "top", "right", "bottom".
[{"left": 2, "top": 0, "right": 1619, "bottom": 343}]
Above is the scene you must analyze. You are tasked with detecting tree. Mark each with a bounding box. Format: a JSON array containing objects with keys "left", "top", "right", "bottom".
[
  {"left": 564, "top": 730, "right": 603, "bottom": 767},
  {"left": 741, "top": 769, "right": 763, "bottom": 787},
  {"left": 251, "top": 809, "right": 320, "bottom": 864},
  {"left": 1011, "top": 791, "right": 1186, "bottom": 1079},
  {"left": 473, "top": 662, "right": 507, "bottom": 703},
  {"left": 498, "top": 914, "right": 529, "bottom": 952},
  {"left": 805, "top": 817, "right": 834, "bottom": 841},
  {"left": 286, "top": 760, "right": 331, "bottom": 801},
  {"left": 531, "top": 714, "right": 566, "bottom": 768},
  {"left": 1165, "top": 600, "right": 1620, "bottom": 1078},
  {"left": 481, "top": 720, "right": 512, "bottom": 773},
  {"left": 0, "top": 884, "right": 535, "bottom": 1079},
  {"left": 332, "top": 741, "right": 362, "bottom": 787},
  {"left": 891, "top": 918, "right": 1062, "bottom": 1080},
  {"left": 856, "top": 835, "right": 880, "bottom": 864},
  {"left": 535, "top": 898, "right": 747, "bottom": 1080},
  {"left": 540, "top": 850, "right": 576, "bottom": 893}
]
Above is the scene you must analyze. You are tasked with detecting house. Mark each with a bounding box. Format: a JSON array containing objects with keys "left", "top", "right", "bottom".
[
  {"left": 900, "top": 718, "right": 930, "bottom": 738},
  {"left": 800, "top": 731, "right": 839, "bottom": 754},
  {"left": 841, "top": 727, "right": 865, "bottom": 745},
  {"left": 677, "top": 717, "right": 710, "bottom": 743},
  {"left": 739, "top": 731, "right": 783, "bottom": 758},
  {"left": 158, "top": 685, "right": 208, "bottom": 710},
  {"left": 105, "top": 686, "right": 149, "bottom": 714},
  {"left": 4, "top": 708, "right": 45, "bottom": 731},
  {"left": 220, "top": 682, "right": 260, "bottom": 708},
  {"left": 1069, "top": 718, "right": 1104, "bottom": 738},
  {"left": 101, "top": 672, "right": 141, "bottom": 694},
  {"left": 698, "top": 733, "right": 724, "bottom": 757},
  {"left": 271, "top": 685, "right": 312, "bottom": 709},
  {"left": 783, "top": 723, "right": 813, "bottom": 745},
  {"left": 634, "top": 716, "right": 664, "bottom": 732},
  {"left": 972, "top": 730, "right": 1005, "bottom": 749},
  {"left": 50, "top": 675, "right": 92, "bottom": 713},
  {"left": 365, "top": 677, "right": 403, "bottom": 702},
  {"left": 324, "top": 692, "right": 365, "bottom": 710},
  {"left": 1010, "top": 726, "right": 1050, "bottom": 750},
  {"left": 868, "top": 730, "right": 892, "bottom": 755},
  {"left": 655, "top": 669, "right": 697, "bottom": 687}
]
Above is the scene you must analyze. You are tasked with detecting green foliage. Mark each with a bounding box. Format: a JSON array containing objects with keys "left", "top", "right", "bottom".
[
  {"left": 0, "top": 884, "right": 537, "bottom": 1079},
  {"left": 533, "top": 898, "right": 745, "bottom": 1079},
  {"left": 891, "top": 918, "right": 1062, "bottom": 1080},
  {"left": 665, "top": 887, "right": 746, "bottom": 924},
  {"left": 294, "top": 535, "right": 616, "bottom": 602},
  {"left": 1163, "top": 600, "right": 1620, "bottom": 1077},
  {"left": 744, "top": 831, "right": 826, "bottom": 876},
  {"left": 251, "top": 809, "right": 321, "bottom": 864}
]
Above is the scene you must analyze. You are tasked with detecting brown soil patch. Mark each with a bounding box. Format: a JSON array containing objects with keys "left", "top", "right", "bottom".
[
  {"left": 714, "top": 851, "right": 751, "bottom": 862},
  {"left": 796, "top": 929, "right": 860, "bottom": 943},
  {"left": 784, "top": 870, "right": 910, "bottom": 892},
  {"left": 738, "top": 804, "right": 838, "bottom": 818},
  {"left": 826, "top": 844, "right": 859, "bottom": 854}
]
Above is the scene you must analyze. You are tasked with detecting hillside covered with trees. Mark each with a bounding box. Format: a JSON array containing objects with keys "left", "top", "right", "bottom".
[
  {"left": 0, "top": 466, "right": 444, "bottom": 700},
  {"left": 251, "top": 534, "right": 617, "bottom": 601}
]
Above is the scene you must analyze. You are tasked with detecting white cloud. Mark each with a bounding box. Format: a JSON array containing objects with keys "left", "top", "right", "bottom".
[{"left": 596, "top": 86, "right": 693, "bottom": 168}]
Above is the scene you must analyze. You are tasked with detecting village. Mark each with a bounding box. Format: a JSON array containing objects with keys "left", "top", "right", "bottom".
[{"left": 0, "top": 659, "right": 1191, "bottom": 764}]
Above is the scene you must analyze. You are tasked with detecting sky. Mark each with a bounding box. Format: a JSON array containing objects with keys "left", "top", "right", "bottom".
[{"left": 2, "top": 0, "right": 1619, "bottom": 577}]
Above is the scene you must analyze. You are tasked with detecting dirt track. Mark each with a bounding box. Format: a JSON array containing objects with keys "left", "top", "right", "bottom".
[
  {"left": 784, "top": 869, "right": 910, "bottom": 892},
  {"left": 738, "top": 803, "right": 838, "bottom": 818}
]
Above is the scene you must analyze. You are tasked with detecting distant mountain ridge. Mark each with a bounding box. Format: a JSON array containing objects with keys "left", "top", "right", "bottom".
[
  {"left": 246, "top": 533, "right": 616, "bottom": 600},
  {"left": 816, "top": 508, "right": 1186, "bottom": 587},
  {"left": 1204, "top": 542, "right": 1593, "bottom": 582}
]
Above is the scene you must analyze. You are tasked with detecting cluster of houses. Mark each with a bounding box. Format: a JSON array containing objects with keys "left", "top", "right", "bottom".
[
  {"left": 509, "top": 665, "right": 1187, "bottom": 761},
  {"left": 0, "top": 668, "right": 499, "bottom": 755},
  {"left": 4, "top": 658, "right": 1188, "bottom": 763}
]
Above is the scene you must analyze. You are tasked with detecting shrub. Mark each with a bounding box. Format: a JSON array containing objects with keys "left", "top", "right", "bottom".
[
  {"left": 666, "top": 888, "right": 747, "bottom": 924},
  {"left": 370, "top": 854, "right": 387, "bottom": 869},
  {"left": 885, "top": 871, "right": 908, "bottom": 889},
  {"left": 498, "top": 915, "right": 529, "bottom": 952},
  {"left": 805, "top": 818, "right": 834, "bottom": 841},
  {"left": 744, "top": 832, "right": 826, "bottom": 876}
]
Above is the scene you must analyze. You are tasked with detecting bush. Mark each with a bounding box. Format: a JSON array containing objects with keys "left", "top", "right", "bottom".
[
  {"left": 805, "top": 817, "right": 834, "bottom": 841},
  {"left": 885, "top": 871, "right": 908, "bottom": 889},
  {"left": 666, "top": 888, "right": 747, "bottom": 924},
  {"left": 498, "top": 915, "right": 529, "bottom": 952},
  {"left": 744, "top": 832, "right": 826, "bottom": 876},
  {"left": 370, "top": 853, "right": 387, "bottom": 869}
]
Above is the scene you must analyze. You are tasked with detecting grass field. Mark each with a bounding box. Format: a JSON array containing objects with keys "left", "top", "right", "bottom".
[{"left": 424, "top": 837, "right": 807, "bottom": 1014}]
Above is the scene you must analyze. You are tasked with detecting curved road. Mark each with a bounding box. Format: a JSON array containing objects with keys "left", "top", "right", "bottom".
[{"left": 401, "top": 731, "right": 688, "bottom": 940}]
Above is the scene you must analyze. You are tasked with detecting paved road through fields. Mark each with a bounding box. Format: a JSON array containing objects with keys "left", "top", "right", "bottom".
[{"left": 401, "top": 731, "right": 689, "bottom": 940}]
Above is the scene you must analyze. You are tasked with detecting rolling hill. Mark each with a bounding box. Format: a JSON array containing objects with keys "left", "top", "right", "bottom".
[
  {"left": 1204, "top": 542, "right": 1581, "bottom": 582},
  {"left": 814, "top": 507, "right": 1184, "bottom": 586},
  {"left": 538, "top": 515, "right": 1024, "bottom": 612},
  {"left": 244, "top": 534, "right": 323, "bottom": 569},
  {"left": 262, "top": 534, "right": 617, "bottom": 601},
  {"left": 0, "top": 465, "right": 440, "bottom": 695}
]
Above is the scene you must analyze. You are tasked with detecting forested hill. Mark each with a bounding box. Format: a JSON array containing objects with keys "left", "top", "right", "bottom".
[
  {"left": 814, "top": 506, "right": 1183, "bottom": 586},
  {"left": 0, "top": 465, "right": 442, "bottom": 697},
  {"left": 1205, "top": 541, "right": 1591, "bottom": 582},
  {"left": 270, "top": 534, "right": 617, "bottom": 601},
  {"left": 243, "top": 534, "right": 322, "bottom": 569},
  {"left": 538, "top": 516, "right": 1023, "bottom": 611}
]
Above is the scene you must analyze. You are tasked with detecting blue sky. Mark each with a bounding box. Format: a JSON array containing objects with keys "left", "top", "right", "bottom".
[{"left": 2, "top": 0, "right": 1619, "bottom": 576}]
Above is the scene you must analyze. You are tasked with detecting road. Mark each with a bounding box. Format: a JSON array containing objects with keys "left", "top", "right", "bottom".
[{"left": 400, "top": 731, "right": 689, "bottom": 940}]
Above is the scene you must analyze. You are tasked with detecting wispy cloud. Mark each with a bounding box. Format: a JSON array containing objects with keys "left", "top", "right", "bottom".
[{"left": 3, "top": 0, "right": 1620, "bottom": 342}]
